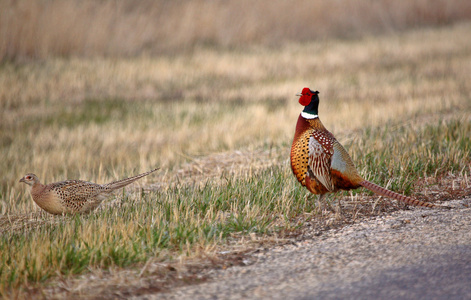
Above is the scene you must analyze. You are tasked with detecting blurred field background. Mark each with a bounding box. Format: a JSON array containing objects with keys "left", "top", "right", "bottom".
[
  {"left": 2, "top": 0, "right": 471, "bottom": 60},
  {"left": 1, "top": 0, "right": 471, "bottom": 297}
]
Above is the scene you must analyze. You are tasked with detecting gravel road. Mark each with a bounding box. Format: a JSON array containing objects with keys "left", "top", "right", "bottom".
[{"left": 141, "top": 198, "right": 471, "bottom": 300}]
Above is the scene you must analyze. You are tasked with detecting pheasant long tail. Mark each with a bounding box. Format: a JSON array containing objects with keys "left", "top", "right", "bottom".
[
  {"left": 359, "top": 180, "right": 437, "bottom": 208},
  {"left": 105, "top": 168, "right": 159, "bottom": 190}
]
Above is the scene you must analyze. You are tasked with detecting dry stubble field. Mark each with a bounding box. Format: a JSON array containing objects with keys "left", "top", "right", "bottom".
[{"left": 1, "top": 22, "right": 471, "bottom": 297}]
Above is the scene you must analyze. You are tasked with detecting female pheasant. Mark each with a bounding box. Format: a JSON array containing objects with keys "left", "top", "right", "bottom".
[
  {"left": 290, "top": 88, "right": 437, "bottom": 208},
  {"left": 19, "top": 168, "right": 159, "bottom": 214}
]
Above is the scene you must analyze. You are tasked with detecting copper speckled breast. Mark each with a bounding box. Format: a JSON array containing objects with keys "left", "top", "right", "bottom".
[
  {"left": 290, "top": 115, "right": 319, "bottom": 186},
  {"left": 290, "top": 128, "right": 312, "bottom": 186}
]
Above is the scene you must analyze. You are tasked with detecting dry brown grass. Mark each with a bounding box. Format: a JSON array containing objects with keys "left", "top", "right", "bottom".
[
  {"left": 2, "top": 22, "right": 471, "bottom": 214},
  {"left": 2, "top": 0, "right": 471, "bottom": 60}
]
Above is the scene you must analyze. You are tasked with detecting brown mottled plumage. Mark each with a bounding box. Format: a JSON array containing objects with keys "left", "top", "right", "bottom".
[
  {"left": 19, "top": 168, "right": 159, "bottom": 214},
  {"left": 290, "top": 88, "right": 438, "bottom": 209}
]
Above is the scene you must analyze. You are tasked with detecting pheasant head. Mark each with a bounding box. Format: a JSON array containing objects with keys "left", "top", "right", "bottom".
[
  {"left": 297, "top": 88, "right": 320, "bottom": 118},
  {"left": 19, "top": 173, "right": 40, "bottom": 186}
]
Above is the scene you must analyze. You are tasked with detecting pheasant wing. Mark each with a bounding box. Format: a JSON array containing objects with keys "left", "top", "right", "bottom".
[
  {"left": 48, "top": 180, "right": 105, "bottom": 204},
  {"left": 308, "top": 134, "right": 335, "bottom": 192}
]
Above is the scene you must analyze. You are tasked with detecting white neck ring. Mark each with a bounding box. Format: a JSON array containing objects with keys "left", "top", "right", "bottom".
[{"left": 301, "top": 112, "right": 318, "bottom": 119}]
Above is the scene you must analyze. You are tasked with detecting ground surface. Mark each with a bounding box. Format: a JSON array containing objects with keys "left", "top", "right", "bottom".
[{"left": 148, "top": 198, "right": 471, "bottom": 300}]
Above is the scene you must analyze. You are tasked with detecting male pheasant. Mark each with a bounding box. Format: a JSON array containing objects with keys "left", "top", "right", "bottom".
[
  {"left": 19, "top": 168, "right": 159, "bottom": 214},
  {"left": 290, "top": 88, "right": 437, "bottom": 209}
]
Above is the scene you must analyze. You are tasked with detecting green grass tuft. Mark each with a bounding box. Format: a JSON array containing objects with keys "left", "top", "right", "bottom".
[{"left": 347, "top": 118, "right": 471, "bottom": 195}]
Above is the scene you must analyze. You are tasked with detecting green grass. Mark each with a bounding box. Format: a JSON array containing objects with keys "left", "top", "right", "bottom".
[
  {"left": 351, "top": 118, "right": 471, "bottom": 195},
  {"left": 0, "top": 166, "right": 309, "bottom": 292},
  {"left": 1, "top": 117, "right": 470, "bottom": 295}
]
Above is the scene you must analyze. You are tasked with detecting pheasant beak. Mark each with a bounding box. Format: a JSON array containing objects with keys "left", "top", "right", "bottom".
[
  {"left": 19, "top": 178, "right": 25, "bottom": 183},
  {"left": 296, "top": 92, "right": 302, "bottom": 97}
]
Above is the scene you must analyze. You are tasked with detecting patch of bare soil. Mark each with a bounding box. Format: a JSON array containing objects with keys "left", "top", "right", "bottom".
[
  {"left": 172, "top": 148, "right": 285, "bottom": 186},
  {"left": 0, "top": 212, "right": 62, "bottom": 235}
]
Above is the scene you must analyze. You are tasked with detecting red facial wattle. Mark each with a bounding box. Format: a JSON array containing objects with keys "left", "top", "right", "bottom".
[{"left": 298, "top": 95, "right": 311, "bottom": 106}]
